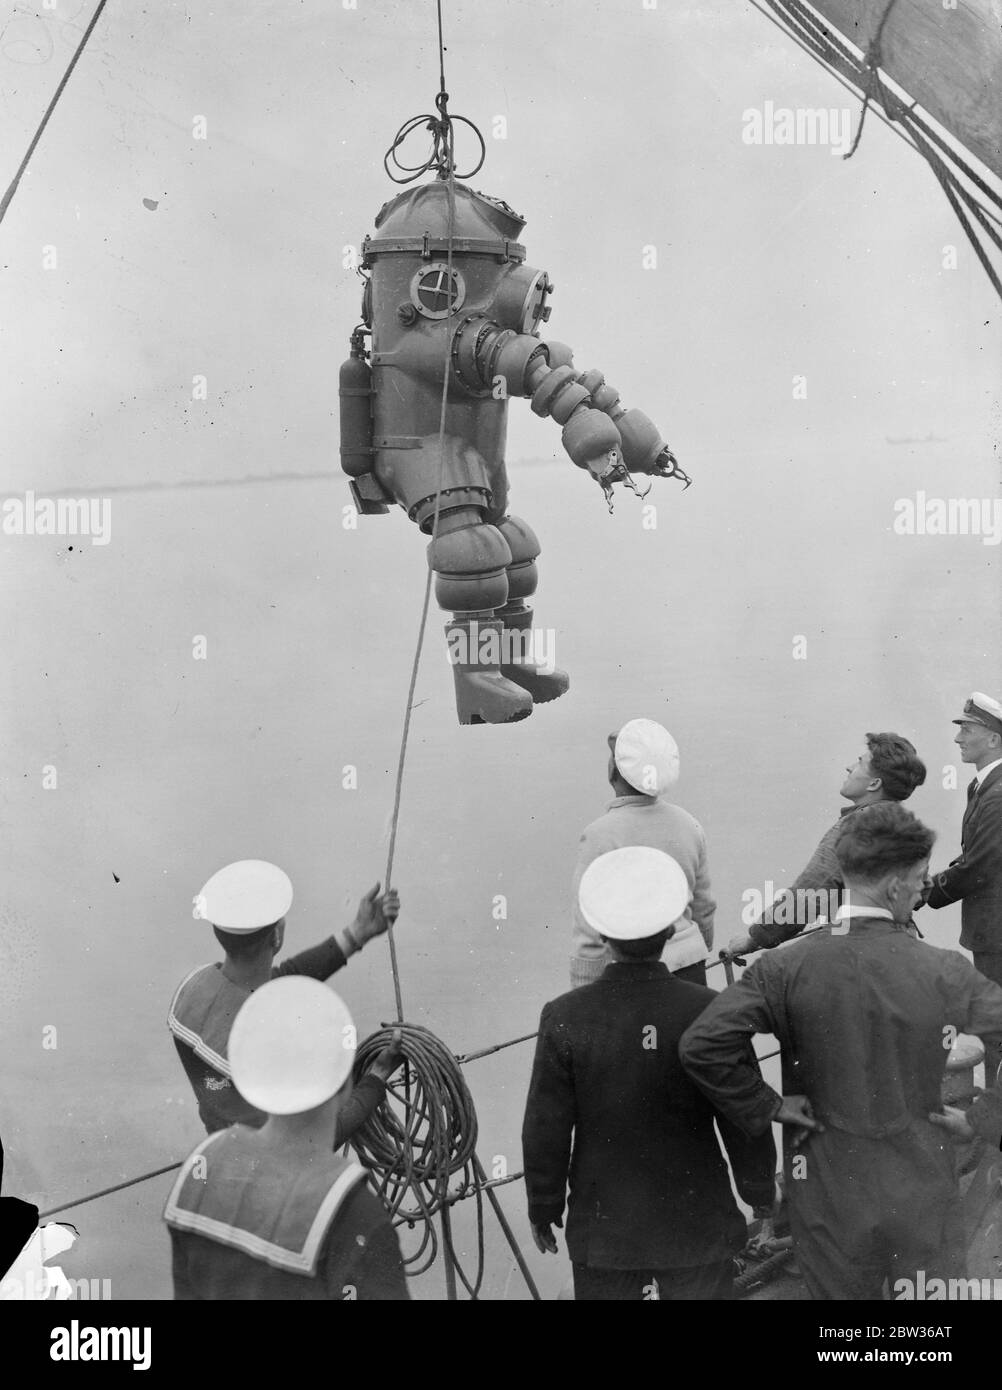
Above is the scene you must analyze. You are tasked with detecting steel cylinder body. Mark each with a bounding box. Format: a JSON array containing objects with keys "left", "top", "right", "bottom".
[{"left": 359, "top": 182, "right": 552, "bottom": 531}]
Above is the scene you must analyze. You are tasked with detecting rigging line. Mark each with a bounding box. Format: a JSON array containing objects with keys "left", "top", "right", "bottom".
[
  {"left": 841, "top": 0, "right": 901, "bottom": 160},
  {"left": 436, "top": 0, "right": 447, "bottom": 97},
  {"left": 777, "top": 0, "right": 1001, "bottom": 210},
  {"left": 0, "top": 0, "right": 111, "bottom": 227},
  {"left": 773, "top": 0, "right": 865, "bottom": 71},
  {"left": 904, "top": 113, "right": 1002, "bottom": 255},
  {"left": 748, "top": 0, "right": 1002, "bottom": 231},
  {"left": 897, "top": 105, "right": 1002, "bottom": 217},
  {"left": 769, "top": 0, "right": 1002, "bottom": 214},
  {"left": 746, "top": 0, "right": 912, "bottom": 152},
  {"left": 39, "top": 1160, "right": 182, "bottom": 1221},
  {"left": 923, "top": 145, "right": 1002, "bottom": 299},
  {"left": 37, "top": 1159, "right": 529, "bottom": 1225}
]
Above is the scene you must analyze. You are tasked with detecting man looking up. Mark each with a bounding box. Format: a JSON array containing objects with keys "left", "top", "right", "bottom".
[
  {"left": 924, "top": 693, "right": 1002, "bottom": 986},
  {"left": 724, "top": 732, "right": 926, "bottom": 960},
  {"left": 169, "top": 860, "right": 401, "bottom": 1139},
  {"left": 570, "top": 719, "right": 715, "bottom": 987}
]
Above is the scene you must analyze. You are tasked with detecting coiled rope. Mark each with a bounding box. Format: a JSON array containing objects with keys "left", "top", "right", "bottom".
[
  {"left": 734, "top": 1244, "right": 795, "bottom": 1294},
  {"left": 352, "top": 1024, "right": 484, "bottom": 1294}
]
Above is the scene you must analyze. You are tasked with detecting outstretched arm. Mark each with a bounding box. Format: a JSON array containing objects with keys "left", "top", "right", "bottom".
[
  {"left": 451, "top": 318, "right": 690, "bottom": 504},
  {"left": 275, "top": 884, "right": 401, "bottom": 980},
  {"left": 724, "top": 824, "right": 844, "bottom": 960}
]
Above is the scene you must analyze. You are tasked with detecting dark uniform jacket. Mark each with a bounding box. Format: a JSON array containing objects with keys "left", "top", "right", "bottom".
[
  {"left": 168, "top": 937, "right": 385, "bottom": 1137},
  {"left": 927, "top": 765, "right": 1002, "bottom": 953},
  {"left": 679, "top": 916, "right": 1002, "bottom": 1138},
  {"left": 164, "top": 1126, "right": 408, "bottom": 1300},
  {"left": 521, "top": 961, "right": 777, "bottom": 1271}
]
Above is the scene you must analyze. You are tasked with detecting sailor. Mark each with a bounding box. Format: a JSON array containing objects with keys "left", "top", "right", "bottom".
[
  {"left": 924, "top": 693, "right": 1002, "bottom": 987},
  {"left": 164, "top": 977, "right": 409, "bottom": 1300},
  {"left": 169, "top": 860, "right": 402, "bottom": 1138},
  {"left": 723, "top": 731, "right": 926, "bottom": 960},
  {"left": 524, "top": 846, "right": 777, "bottom": 1301},
  {"left": 680, "top": 801, "right": 1002, "bottom": 1301},
  {"left": 569, "top": 720, "right": 715, "bottom": 988}
]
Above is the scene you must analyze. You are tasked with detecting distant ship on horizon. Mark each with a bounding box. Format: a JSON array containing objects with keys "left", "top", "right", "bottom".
[{"left": 885, "top": 431, "right": 949, "bottom": 446}]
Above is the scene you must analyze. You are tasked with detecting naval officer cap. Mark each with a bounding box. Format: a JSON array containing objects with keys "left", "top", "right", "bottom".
[
  {"left": 229, "top": 977, "right": 356, "bottom": 1115},
  {"left": 193, "top": 860, "right": 293, "bottom": 932},
  {"left": 953, "top": 692, "right": 1002, "bottom": 739},
  {"left": 610, "top": 718, "right": 680, "bottom": 795},
  {"left": 579, "top": 846, "right": 691, "bottom": 940}
]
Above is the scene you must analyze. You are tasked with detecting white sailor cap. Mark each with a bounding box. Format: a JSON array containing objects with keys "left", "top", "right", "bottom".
[
  {"left": 578, "top": 846, "right": 691, "bottom": 940},
  {"left": 610, "top": 718, "right": 680, "bottom": 795},
  {"left": 193, "top": 860, "right": 293, "bottom": 932},
  {"left": 953, "top": 692, "right": 1002, "bottom": 738},
  {"left": 229, "top": 977, "right": 356, "bottom": 1115}
]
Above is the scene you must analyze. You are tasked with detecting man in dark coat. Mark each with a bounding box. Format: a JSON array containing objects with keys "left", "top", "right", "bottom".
[
  {"left": 680, "top": 802, "right": 1002, "bottom": 1301},
  {"left": 522, "top": 846, "right": 777, "bottom": 1301},
  {"left": 925, "top": 692, "right": 1002, "bottom": 990}
]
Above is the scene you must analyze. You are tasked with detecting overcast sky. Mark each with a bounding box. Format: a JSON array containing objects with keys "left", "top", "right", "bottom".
[{"left": 2, "top": 0, "right": 998, "bottom": 494}]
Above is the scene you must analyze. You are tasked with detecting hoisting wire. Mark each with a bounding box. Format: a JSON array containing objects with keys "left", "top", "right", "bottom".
[
  {"left": 382, "top": 2, "right": 484, "bottom": 185},
  {"left": 379, "top": 103, "right": 459, "bottom": 1023},
  {"left": 365, "top": 3, "right": 510, "bottom": 1293},
  {"left": 0, "top": 0, "right": 111, "bottom": 227}
]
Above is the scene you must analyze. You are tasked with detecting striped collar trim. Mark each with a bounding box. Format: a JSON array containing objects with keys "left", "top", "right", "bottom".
[
  {"left": 164, "top": 1143, "right": 368, "bottom": 1276},
  {"left": 166, "top": 965, "right": 232, "bottom": 1077}
]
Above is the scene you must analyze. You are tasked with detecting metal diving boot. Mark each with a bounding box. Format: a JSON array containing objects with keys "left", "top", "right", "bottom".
[
  {"left": 494, "top": 602, "right": 570, "bottom": 705},
  {"left": 445, "top": 617, "right": 533, "bottom": 725}
]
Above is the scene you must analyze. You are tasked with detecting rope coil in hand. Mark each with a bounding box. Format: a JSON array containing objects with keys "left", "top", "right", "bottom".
[{"left": 351, "top": 1023, "right": 485, "bottom": 1294}]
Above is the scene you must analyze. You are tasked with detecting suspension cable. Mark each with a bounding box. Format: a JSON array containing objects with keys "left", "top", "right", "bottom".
[{"left": 0, "top": 0, "right": 111, "bottom": 227}]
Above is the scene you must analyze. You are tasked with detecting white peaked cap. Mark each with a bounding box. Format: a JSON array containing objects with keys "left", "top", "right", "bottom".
[
  {"left": 954, "top": 692, "right": 1002, "bottom": 736},
  {"left": 578, "top": 846, "right": 692, "bottom": 940},
  {"left": 614, "top": 719, "right": 680, "bottom": 794},
  {"left": 229, "top": 977, "right": 356, "bottom": 1115},
  {"left": 193, "top": 860, "right": 293, "bottom": 931}
]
